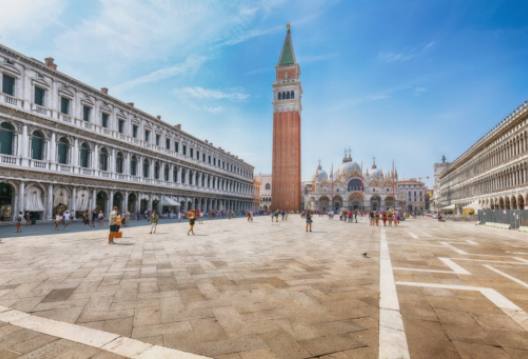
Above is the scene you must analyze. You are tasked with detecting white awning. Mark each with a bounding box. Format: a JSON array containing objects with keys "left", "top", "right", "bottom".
[
  {"left": 441, "top": 204, "right": 456, "bottom": 210},
  {"left": 25, "top": 187, "right": 45, "bottom": 211},
  {"left": 161, "top": 196, "right": 180, "bottom": 207},
  {"left": 76, "top": 190, "right": 91, "bottom": 211}
]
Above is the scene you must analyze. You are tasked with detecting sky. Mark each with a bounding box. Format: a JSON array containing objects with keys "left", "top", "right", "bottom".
[{"left": 1, "top": 0, "right": 527, "bottom": 186}]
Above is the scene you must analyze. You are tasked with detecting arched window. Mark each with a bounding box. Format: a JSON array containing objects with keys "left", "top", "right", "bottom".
[
  {"left": 164, "top": 164, "right": 169, "bottom": 181},
  {"left": 79, "top": 143, "right": 91, "bottom": 168},
  {"left": 290, "top": 91, "right": 294, "bottom": 99},
  {"left": 265, "top": 183, "right": 271, "bottom": 190},
  {"left": 99, "top": 148, "right": 108, "bottom": 171},
  {"left": 0, "top": 122, "right": 15, "bottom": 155},
  {"left": 181, "top": 168, "right": 186, "bottom": 184},
  {"left": 130, "top": 156, "right": 137, "bottom": 176},
  {"left": 347, "top": 178, "right": 364, "bottom": 192},
  {"left": 173, "top": 166, "right": 178, "bottom": 182},
  {"left": 154, "top": 162, "right": 160, "bottom": 179},
  {"left": 278, "top": 92, "right": 282, "bottom": 100},
  {"left": 31, "top": 130, "right": 45, "bottom": 160},
  {"left": 143, "top": 159, "right": 150, "bottom": 178},
  {"left": 116, "top": 152, "right": 124, "bottom": 174},
  {"left": 57, "top": 137, "right": 69, "bottom": 164}
]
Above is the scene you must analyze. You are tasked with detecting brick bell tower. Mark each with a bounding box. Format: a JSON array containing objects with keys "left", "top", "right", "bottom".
[{"left": 271, "top": 24, "right": 302, "bottom": 211}]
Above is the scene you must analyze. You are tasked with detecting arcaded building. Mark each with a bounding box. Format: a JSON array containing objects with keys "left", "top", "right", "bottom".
[
  {"left": 0, "top": 44, "right": 255, "bottom": 222},
  {"left": 437, "top": 100, "right": 528, "bottom": 212},
  {"left": 271, "top": 24, "right": 302, "bottom": 211}
]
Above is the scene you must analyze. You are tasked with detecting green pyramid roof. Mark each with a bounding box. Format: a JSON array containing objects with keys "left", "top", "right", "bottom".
[{"left": 278, "top": 24, "right": 296, "bottom": 66}]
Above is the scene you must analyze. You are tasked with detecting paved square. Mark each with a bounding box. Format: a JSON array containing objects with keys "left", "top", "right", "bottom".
[{"left": 0, "top": 216, "right": 527, "bottom": 358}]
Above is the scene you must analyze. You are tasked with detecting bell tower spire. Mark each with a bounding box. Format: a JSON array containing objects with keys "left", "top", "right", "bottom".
[{"left": 271, "top": 24, "right": 302, "bottom": 211}]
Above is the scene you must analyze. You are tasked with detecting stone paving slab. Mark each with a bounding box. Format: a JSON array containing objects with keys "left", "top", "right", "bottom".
[{"left": 0, "top": 216, "right": 527, "bottom": 358}]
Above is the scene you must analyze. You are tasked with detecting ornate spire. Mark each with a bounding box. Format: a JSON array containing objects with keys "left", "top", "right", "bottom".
[
  {"left": 278, "top": 23, "right": 296, "bottom": 67},
  {"left": 371, "top": 157, "right": 377, "bottom": 170}
]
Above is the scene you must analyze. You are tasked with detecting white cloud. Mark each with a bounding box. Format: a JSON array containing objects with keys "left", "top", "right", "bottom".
[
  {"left": 0, "top": 0, "right": 65, "bottom": 41},
  {"left": 378, "top": 41, "right": 436, "bottom": 63},
  {"left": 112, "top": 55, "right": 208, "bottom": 93},
  {"left": 176, "top": 86, "right": 249, "bottom": 101}
]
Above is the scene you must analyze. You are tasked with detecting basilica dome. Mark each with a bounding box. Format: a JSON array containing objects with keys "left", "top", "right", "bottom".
[
  {"left": 316, "top": 169, "right": 328, "bottom": 181},
  {"left": 340, "top": 161, "right": 362, "bottom": 177}
]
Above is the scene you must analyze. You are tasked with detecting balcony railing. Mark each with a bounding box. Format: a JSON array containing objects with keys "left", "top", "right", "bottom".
[
  {"left": 31, "top": 104, "right": 50, "bottom": 116},
  {"left": 0, "top": 154, "right": 17, "bottom": 165},
  {"left": 59, "top": 164, "right": 72, "bottom": 172},
  {"left": 1, "top": 93, "right": 23, "bottom": 108},
  {"left": 31, "top": 159, "right": 48, "bottom": 169}
]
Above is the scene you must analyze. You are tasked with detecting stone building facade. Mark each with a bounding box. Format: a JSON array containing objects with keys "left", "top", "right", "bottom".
[
  {"left": 304, "top": 152, "right": 398, "bottom": 213},
  {"left": 0, "top": 44, "right": 255, "bottom": 222},
  {"left": 271, "top": 24, "right": 302, "bottom": 211},
  {"left": 397, "top": 179, "right": 427, "bottom": 214},
  {"left": 255, "top": 174, "right": 272, "bottom": 210},
  {"left": 437, "top": 100, "right": 528, "bottom": 212}
]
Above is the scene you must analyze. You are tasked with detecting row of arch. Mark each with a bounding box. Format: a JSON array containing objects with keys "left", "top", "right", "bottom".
[
  {"left": 308, "top": 194, "right": 397, "bottom": 212},
  {"left": 0, "top": 120, "right": 252, "bottom": 194},
  {"left": 479, "top": 194, "right": 527, "bottom": 210},
  {"left": 277, "top": 91, "right": 295, "bottom": 100}
]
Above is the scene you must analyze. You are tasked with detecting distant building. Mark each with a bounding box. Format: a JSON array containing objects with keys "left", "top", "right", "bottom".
[
  {"left": 432, "top": 155, "right": 450, "bottom": 211},
  {"left": 255, "top": 174, "right": 272, "bottom": 210},
  {"left": 437, "top": 100, "right": 528, "bottom": 212},
  {"left": 304, "top": 151, "right": 398, "bottom": 213},
  {"left": 397, "top": 179, "right": 427, "bottom": 214}
]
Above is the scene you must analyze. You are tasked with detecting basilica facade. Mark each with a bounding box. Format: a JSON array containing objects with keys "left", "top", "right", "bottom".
[
  {"left": 304, "top": 151, "right": 398, "bottom": 213},
  {"left": 0, "top": 44, "right": 255, "bottom": 222}
]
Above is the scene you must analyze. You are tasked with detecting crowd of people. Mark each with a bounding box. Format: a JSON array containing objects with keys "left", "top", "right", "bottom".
[{"left": 368, "top": 210, "right": 401, "bottom": 226}]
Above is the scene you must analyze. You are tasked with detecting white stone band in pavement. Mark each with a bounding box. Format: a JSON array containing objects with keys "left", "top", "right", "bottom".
[
  {"left": 0, "top": 305, "right": 210, "bottom": 359},
  {"left": 378, "top": 228, "right": 411, "bottom": 359}
]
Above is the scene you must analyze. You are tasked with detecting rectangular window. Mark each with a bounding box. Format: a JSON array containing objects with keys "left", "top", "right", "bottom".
[
  {"left": 2, "top": 74, "right": 15, "bottom": 96},
  {"left": 155, "top": 134, "right": 160, "bottom": 146},
  {"left": 166, "top": 138, "right": 170, "bottom": 150},
  {"left": 183, "top": 145, "right": 187, "bottom": 155},
  {"left": 118, "top": 119, "right": 125, "bottom": 133},
  {"left": 101, "top": 113, "right": 109, "bottom": 128},
  {"left": 197, "top": 151, "right": 200, "bottom": 160},
  {"left": 144, "top": 130, "right": 150, "bottom": 142},
  {"left": 175, "top": 141, "right": 179, "bottom": 152},
  {"left": 203, "top": 153, "right": 206, "bottom": 162},
  {"left": 190, "top": 148, "right": 194, "bottom": 158},
  {"left": 60, "top": 97, "right": 70, "bottom": 114},
  {"left": 83, "top": 105, "right": 91, "bottom": 122},
  {"left": 132, "top": 124, "right": 138, "bottom": 138},
  {"left": 208, "top": 155, "right": 211, "bottom": 164},
  {"left": 34, "top": 86, "right": 45, "bottom": 106}
]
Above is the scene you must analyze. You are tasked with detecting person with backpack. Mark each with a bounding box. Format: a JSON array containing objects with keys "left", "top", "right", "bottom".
[
  {"left": 150, "top": 210, "right": 159, "bottom": 234},
  {"left": 305, "top": 210, "right": 313, "bottom": 232},
  {"left": 15, "top": 211, "right": 23, "bottom": 233}
]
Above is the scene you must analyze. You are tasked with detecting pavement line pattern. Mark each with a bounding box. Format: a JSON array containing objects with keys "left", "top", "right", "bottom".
[
  {"left": 438, "top": 257, "right": 471, "bottom": 275},
  {"left": 440, "top": 242, "right": 468, "bottom": 255},
  {"left": 465, "top": 239, "right": 478, "bottom": 246},
  {"left": 396, "top": 282, "right": 528, "bottom": 331},
  {"left": 379, "top": 228, "right": 411, "bottom": 359},
  {"left": 408, "top": 231, "right": 418, "bottom": 239},
  {"left": 448, "top": 258, "right": 528, "bottom": 265},
  {"left": 484, "top": 265, "right": 528, "bottom": 288},
  {"left": 393, "top": 257, "right": 471, "bottom": 275},
  {"left": 0, "top": 305, "right": 209, "bottom": 359},
  {"left": 513, "top": 256, "right": 528, "bottom": 264}
]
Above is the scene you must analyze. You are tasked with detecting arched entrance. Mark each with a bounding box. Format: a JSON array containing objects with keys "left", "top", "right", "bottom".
[
  {"left": 140, "top": 199, "right": 148, "bottom": 214},
  {"left": 384, "top": 196, "right": 395, "bottom": 210},
  {"left": 332, "top": 196, "right": 343, "bottom": 212},
  {"left": 0, "top": 183, "right": 15, "bottom": 221},
  {"left": 370, "top": 195, "right": 381, "bottom": 211},
  {"left": 113, "top": 192, "right": 123, "bottom": 212},
  {"left": 499, "top": 197, "right": 504, "bottom": 209},
  {"left": 128, "top": 193, "right": 137, "bottom": 213},
  {"left": 152, "top": 199, "right": 160, "bottom": 213},
  {"left": 53, "top": 186, "right": 70, "bottom": 215},
  {"left": 318, "top": 196, "right": 330, "bottom": 213},
  {"left": 518, "top": 195, "right": 525, "bottom": 210},
  {"left": 96, "top": 191, "right": 107, "bottom": 214},
  {"left": 505, "top": 197, "right": 511, "bottom": 210},
  {"left": 511, "top": 196, "right": 517, "bottom": 210},
  {"left": 348, "top": 192, "right": 363, "bottom": 210}
]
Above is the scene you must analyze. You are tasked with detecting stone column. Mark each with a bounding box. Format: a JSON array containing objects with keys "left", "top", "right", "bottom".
[
  {"left": 72, "top": 187, "right": 77, "bottom": 218},
  {"left": 20, "top": 125, "right": 29, "bottom": 166},
  {"left": 93, "top": 144, "right": 99, "bottom": 171},
  {"left": 92, "top": 189, "right": 97, "bottom": 211},
  {"left": 47, "top": 183, "right": 53, "bottom": 220},
  {"left": 107, "top": 190, "right": 113, "bottom": 217},
  {"left": 148, "top": 194, "right": 153, "bottom": 211},
  {"left": 19, "top": 182, "right": 25, "bottom": 215},
  {"left": 49, "top": 132, "right": 56, "bottom": 164},
  {"left": 123, "top": 191, "right": 128, "bottom": 214}
]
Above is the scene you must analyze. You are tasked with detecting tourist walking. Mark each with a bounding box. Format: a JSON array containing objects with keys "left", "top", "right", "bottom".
[
  {"left": 187, "top": 209, "right": 196, "bottom": 236},
  {"left": 354, "top": 210, "right": 358, "bottom": 223},
  {"left": 305, "top": 211, "right": 313, "bottom": 232},
  {"left": 382, "top": 211, "right": 387, "bottom": 226},
  {"left": 108, "top": 206, "right": 119, "bottom": 244},
  {"left": 91, "top": 209, "right": 97, "bottom": 228},
  {"left": 388, "top": 211, "right": 393, "bottom": 226},
  {"left": 15, "top": 211, "right": 23, "bottom": 233},
  {"left": 369, "top": 211, "right": 374, "bottom": 226},
  {"left": 375, "top": 211, "right": 380, "bottom": 226},
  {"left": 149, "top": 210, "right": 159, "bottom": 234},
  {"left": 54, "top": 212, "right": 62, "bottom": 231},
  {"left": 63, "top": 210, "right": 71, "bottom": 228},
  {"left": 98, "top": 210, "right": 104, "bottom": 227}
]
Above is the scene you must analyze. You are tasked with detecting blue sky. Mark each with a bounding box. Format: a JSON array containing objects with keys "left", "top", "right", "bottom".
[{"left": 1, "top": 0, "right": 527, "bottom": 185}]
